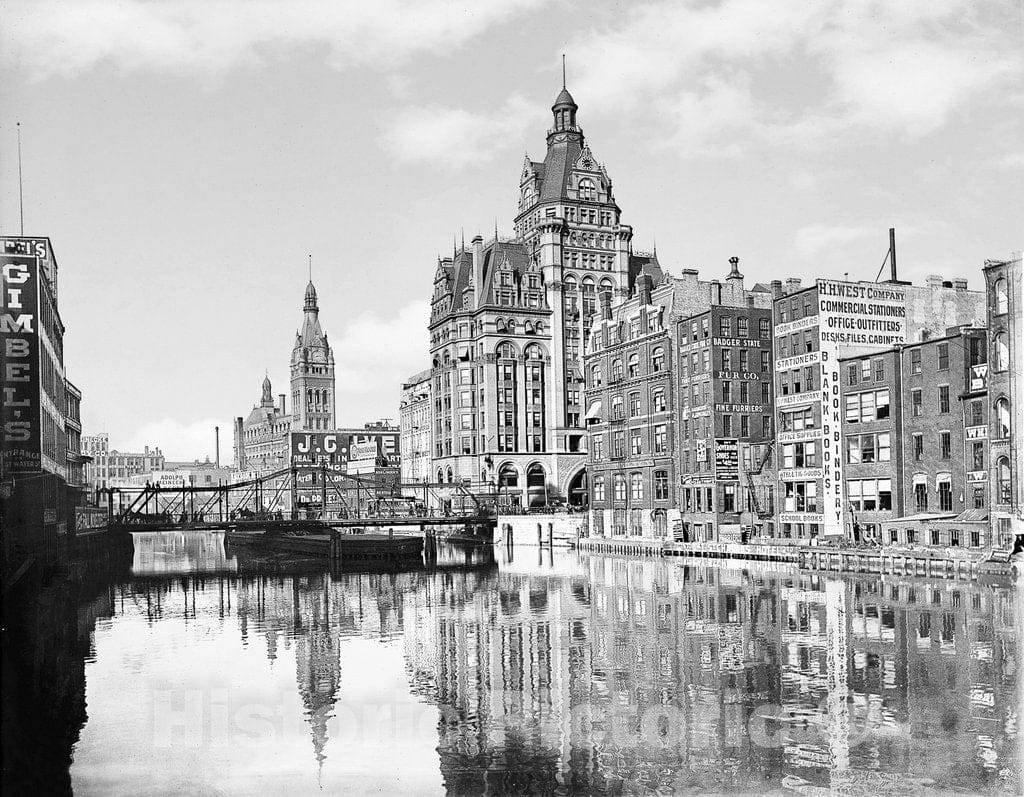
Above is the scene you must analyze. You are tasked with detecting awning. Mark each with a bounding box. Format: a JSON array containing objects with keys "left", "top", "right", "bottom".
[
  {"left": 885, "top": 511, "right": 958, "bottom": 523},
  {"left": 585, "top": 400, "right": 602, "bottom": 421}
]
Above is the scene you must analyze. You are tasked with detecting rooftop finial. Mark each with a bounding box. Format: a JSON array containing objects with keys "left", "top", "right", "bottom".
[
  {"left": 308, "top": 253, "right": 312, "bottom": 281},
  {"left": 562, "top": 54, "right": 566, "bottom": 89}
]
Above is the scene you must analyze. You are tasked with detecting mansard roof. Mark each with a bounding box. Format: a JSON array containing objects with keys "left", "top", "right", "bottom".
[
  {"left": 629, "top": 253, "right": 665, "bottom": 289},
  {"left": 538, "top": 135, "right": 583, "bottom": 202}
]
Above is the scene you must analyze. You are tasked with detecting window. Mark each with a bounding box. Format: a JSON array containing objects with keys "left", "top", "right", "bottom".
[
  {"left": 593, "top": 476, "right": 605, "bottom": 502},
  {"left": 995, "top": 277, "right": 1008, "bottom": 315},
  {"left": 630, "top": 472, "right": 643, "bottom": 501},
  {"left": 847, "top": 364, "right": 858, "bottom": 386},
  {"left": 874, "top": 359, "right": 885, "bottom": 381},
  {"left": 969, "top": 399, "right": 984, "bottom": 427},
  {"left": 939, "top": 431, "right": 951, "bottom": 459},
  {"left": 740, "top": 415, "right": 749, "bottom": 437},
  {"left": 912, "top": 390, "right": 923, "bottom": 417},
  {"left": 612, "top": 359, "right": 623, "bottom": 381},
  {"left": 654, "top": 471, "right": 669, "bottom": 500},
  {"left": 938, "top": 385, "right": 950, "bottom": 414},
  {"left": 722, "top": 349, "right": 732, "bottom": 370},
  {"left": 913, "top": 434, "right": 924, "bottom": 460},
  {"left": 651, "top": 347, "right": 665, "bottom": 373},
  {"left": 722, "top": 484, "right": 737, "bottom": 513},
  {"left": 654, "top": 424, "right": 667, "bottom": 453},
  {"left": 629, "top": 392, "right": 641, "bottom": 417},
  {"left": 611, "top": 395, "right": 624, "bottom": 419},
  {"left": 591, "top": 364, "right": 602, "bottom": 387},
  {"left": 914, "top": 478, "right": 928, "bottom": 511},
  {"left": 784, "top": 441, "right": 818, "bottom": 467},
  {"left": 651, "top": 389, "right": 666, "bottom": 413},
  {"left": 759, "top": 318, "right": 770, "bottom": 339},
  {"left": 719, "top": 316, "right": 732, "bottom": 336},
  {"left": 994, "top": 332, "right": 1009, "bottom": 371},
  {"left": 911, "top": 349, "right": 922, "bottom": 374},
  {"left": 630, "top": 430, "right": 642, "bottom": 455},
  {"left": 628, "top": 353, "right": 639, "bottom": 378},
  {"left": 578, "top": 178, "right": 596, "bottom": 200},
  {"left": 761, "top": 351, "right": 771, "bottom": 372},
  {"left": 847, "top": 432, "right": 890, "bottom": 464},
  {"left": 722, "top": 381, "right": 732, "bottom": 403},
  {"left": 998, "top": 457, "right": 1011, "bottom": 503},
  {"left": 938, "top": 480, "right": 953, "bottom": 511},
  {"left": 996, "top": 398, "right": 1011, "bottom": 439},
  {"left": 722, "top": 415, "right": 733, "bottom": 436},
  {"left": 937, "top": 343, "right": 949, "bottom": 370},
  {"left": 847, "top": 478, "right": 893, "bottom": 511},
  {"left": 738, "top": 317, "right": 748, "bottom": 337},
  {"left": 846, "top": 389, "right": 891, "bottom": 423},
  {"left": 972, "top": 441, "right": 984, "bottom": 470},
  {"left": 614, "top": 474, "right": 626, "bottom": 501},
  {"left": 784, "top": 481, "right": 818, "bottom": 512}
]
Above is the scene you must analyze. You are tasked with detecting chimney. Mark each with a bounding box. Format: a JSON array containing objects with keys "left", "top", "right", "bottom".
[
  {"left": 215, "top": 426, "right": 220, "bottom": 468},
  {"left": 888, "top": 227, "right": 897, "bottom": 282},
  {"left": 471, "top": 234, "right": 485, "bottom": 307},
  {"left": 600, "top": 290, "right": 613, "bottom": 321},
  {"left": 710, "top": 280, "right": 722, "bottom": 305},
  {"left": 926, "top": 274, "right": 943, "bottom": 289},
  {"left": 279, "top": 393, "right": 286, "bottom": 414},
  {"left": 784, "top": 277, "right": 802, "bottom": 294},
  {"left": 727, "top": 256, "right": 743, "bottom": 281},
  {"left": 952, "top": 278, "right": 968, "bottom": 291},
  {"left": 771, "top": 279, "right": 783, "bottom": 299},
  {"left": 638, "top": 274, "right": 653, "bottom": 306}
]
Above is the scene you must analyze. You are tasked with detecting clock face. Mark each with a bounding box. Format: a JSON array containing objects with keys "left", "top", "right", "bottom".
[{"left": 312, "top": 349, "right": 326, "bottom": 363}]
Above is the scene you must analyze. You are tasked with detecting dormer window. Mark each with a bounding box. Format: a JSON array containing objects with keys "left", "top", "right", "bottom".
[{"left": 578, "top": 178, "right": 596, "bottom": 201}]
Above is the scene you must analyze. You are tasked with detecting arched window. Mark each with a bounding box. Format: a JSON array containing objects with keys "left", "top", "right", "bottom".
[
  {"left": 996, "top": 398, "right": 1011, "bottom": 439},
  {"left": 995, "top": 332, "right": 1009, "bottom": 371},
  {"left": 651, "top": 388, "right": 666, "bottom": 412},
  {"left": 498, "top": 464, "right": 519, "bottom": 488},
  {"left": 564, "top": 275, "right": 578, "bottom": 293},
  {"left": 443, "top": 351, "right": 451, "bottom": 365},
  {"left": 535, "top": 321, "right": 544, "bottom": 335},
  {"left": 578, "top": 178, "right": 596, "bottom": 200},
  {"left": 307, "top": 389, "right": 313, "bottom": 404},
  {"left": 591, "top": 364, "right": 602, "bottom": 387},
  {"left": 995, "top": 277, "right": 1008, "bottom": 315},
  {"left": 524, "top": 343, "right": 545, "bottom": 360},
  {"left": 611, "top": 358, "right": 623, "bottom": 381},
  {"left": 614, "top": 474, "right": 626, "bottom": 502},
  {"left": 651, "top": 347, "right": 665, "bottom": 373},
  {"left": 997, "top": 457, "right": 1011, "bottom": 504},
  {"left": 524, "top": 321, "right": 533, "bottom": 334},
  {"left": 496, "top": 342, "right": 517, "bottom": 359},
  {"left": 437, "top": 469, "right": 444, "bottom": 484},
  {"left": 628, "top": 353, "right": 639, "bottom": 377},
  {"left": 446, "top": 467, "right": 453, "bottom": 483},
  {"left": 600, "top": 278, "right": 613, "bottom": 293},
  {"left": 496, "top": 318, "right": 506, "bottom": 332}
]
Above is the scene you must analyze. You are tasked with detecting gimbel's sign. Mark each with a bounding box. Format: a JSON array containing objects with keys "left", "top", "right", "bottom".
[{"left": 1, "top": 255, "right": 41, "bottom": 475}]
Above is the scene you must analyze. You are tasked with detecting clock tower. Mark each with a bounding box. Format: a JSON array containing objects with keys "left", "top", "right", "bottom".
[{"left": 290, "top": 280, "right": 336, "bottom": 431}]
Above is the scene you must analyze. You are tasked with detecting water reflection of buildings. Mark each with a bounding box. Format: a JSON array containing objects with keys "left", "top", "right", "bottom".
[{"left": 404, "top": 555, "right": 1020, "bottom": 793}]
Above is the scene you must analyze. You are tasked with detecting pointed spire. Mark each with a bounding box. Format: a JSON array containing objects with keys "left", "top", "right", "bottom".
[{"left": 562, "top": 54, "right": 566, "bottom": 89}]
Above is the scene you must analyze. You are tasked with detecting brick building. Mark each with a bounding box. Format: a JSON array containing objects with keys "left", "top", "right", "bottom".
[
  {"left": 772, "top": 274, "right": 985, "bottom": 541},
  {"left": 399, "top": 368, "right": 433, "bottom": 485},
  {"left": 675, "top": 263, "right": 775, "bottom": 543}
]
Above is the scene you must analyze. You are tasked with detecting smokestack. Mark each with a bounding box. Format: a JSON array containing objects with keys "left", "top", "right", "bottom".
[
  {"left": 215, "top": 426, "right": 220, "bottom": 468},
  {"left": 600, "top": 290, "right": 613, "bottom": 320},
  {"left": 279, "top": 393, "right": 286, "bottom": 414},
  {"left": 889, "top": 227, "right": 897, "bottom": 282}
]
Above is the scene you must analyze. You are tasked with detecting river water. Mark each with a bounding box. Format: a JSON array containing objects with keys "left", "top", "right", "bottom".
[{"left": 37, "top": 532, "right": 1024, "bottom": 793}]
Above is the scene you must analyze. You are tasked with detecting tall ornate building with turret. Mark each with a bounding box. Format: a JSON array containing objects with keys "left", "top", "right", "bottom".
[
  {"left": 428, "top": 84, "right": 661, "bottom": 508},
  {"left": 291, "top": 280, "right": 335, "bottom": 431},
  {"left": 235, "top": 281, "right": 336, "bottom": 474}
]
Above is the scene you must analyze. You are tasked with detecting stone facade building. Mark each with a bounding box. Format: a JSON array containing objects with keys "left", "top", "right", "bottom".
[
  {"left": 428, "top": 84, "right": 642, "bottom": 507},
  {"left": 82, "top": 433, "right": 166, "bottom": 494},
  {"left": 399, "top": 368, "right": 432, "bottom": 485}
]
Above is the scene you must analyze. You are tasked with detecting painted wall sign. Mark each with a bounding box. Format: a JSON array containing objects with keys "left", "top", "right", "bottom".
[{"left": 1, "top": 255, "right": 41, "bottom": 475}]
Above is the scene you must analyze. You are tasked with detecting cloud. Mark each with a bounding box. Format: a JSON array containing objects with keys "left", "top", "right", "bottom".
[
  {"left": 381, "top": 94, "right": 541, "bottom": 170},
  {"left": 116, "top": 417, "right": 232, "bottom": 462},
  {"left": 794, "top": 225, "right": 876, "bottom": 260},
  {"left": 993, "top": 152, "right": 1024, "bottom": 169},
  {"left": 561, "top": 0, "right": 1022, "bottom": 155},
  {"left": 1, "top": 0, "right": 543, "bottom": 78},
  {"left": 331, "top": 299, "right": 431, "bottom": 423}
]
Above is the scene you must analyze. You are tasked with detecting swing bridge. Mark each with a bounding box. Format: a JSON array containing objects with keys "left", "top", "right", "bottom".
[{"left": 101, "top": 464, "right": 497, "bottom": 531}]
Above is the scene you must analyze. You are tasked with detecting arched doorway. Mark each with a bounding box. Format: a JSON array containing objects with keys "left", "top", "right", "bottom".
[
  {"left": 526, "top": 463, "right": 548, "bottom": 508},
  {"left": 498, "top": 464, "right": 521, "bottom": 510},
  {"left": 567, "top": 468, "right": 588, "bottom": 508}
]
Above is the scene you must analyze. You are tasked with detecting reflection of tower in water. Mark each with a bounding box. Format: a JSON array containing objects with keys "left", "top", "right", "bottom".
[{"left": 292, "top": 576, "right": 342, "bottom": 778}]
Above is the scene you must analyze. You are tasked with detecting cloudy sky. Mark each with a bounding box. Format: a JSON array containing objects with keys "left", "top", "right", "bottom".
[{"left": 1, "top": 0, "right": 1021, "bottom": 460}]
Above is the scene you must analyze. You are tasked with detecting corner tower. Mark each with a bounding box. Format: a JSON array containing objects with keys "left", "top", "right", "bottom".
[{"left": 290, "top": 280, "right": 336, "bottom": 431}]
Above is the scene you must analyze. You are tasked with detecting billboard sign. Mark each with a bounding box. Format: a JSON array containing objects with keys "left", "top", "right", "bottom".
[
  {"left": 1, "top": 255, "right": 41, "bottom": 475},
  {"left": 816, "top": 279, "right": 907, "bottom": 348},
  {"left": 290, "top": 432, "right": 348, "bottom": 468},
  {"left": 715, "top": 438, "right": 739, "bottom": 482}
]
